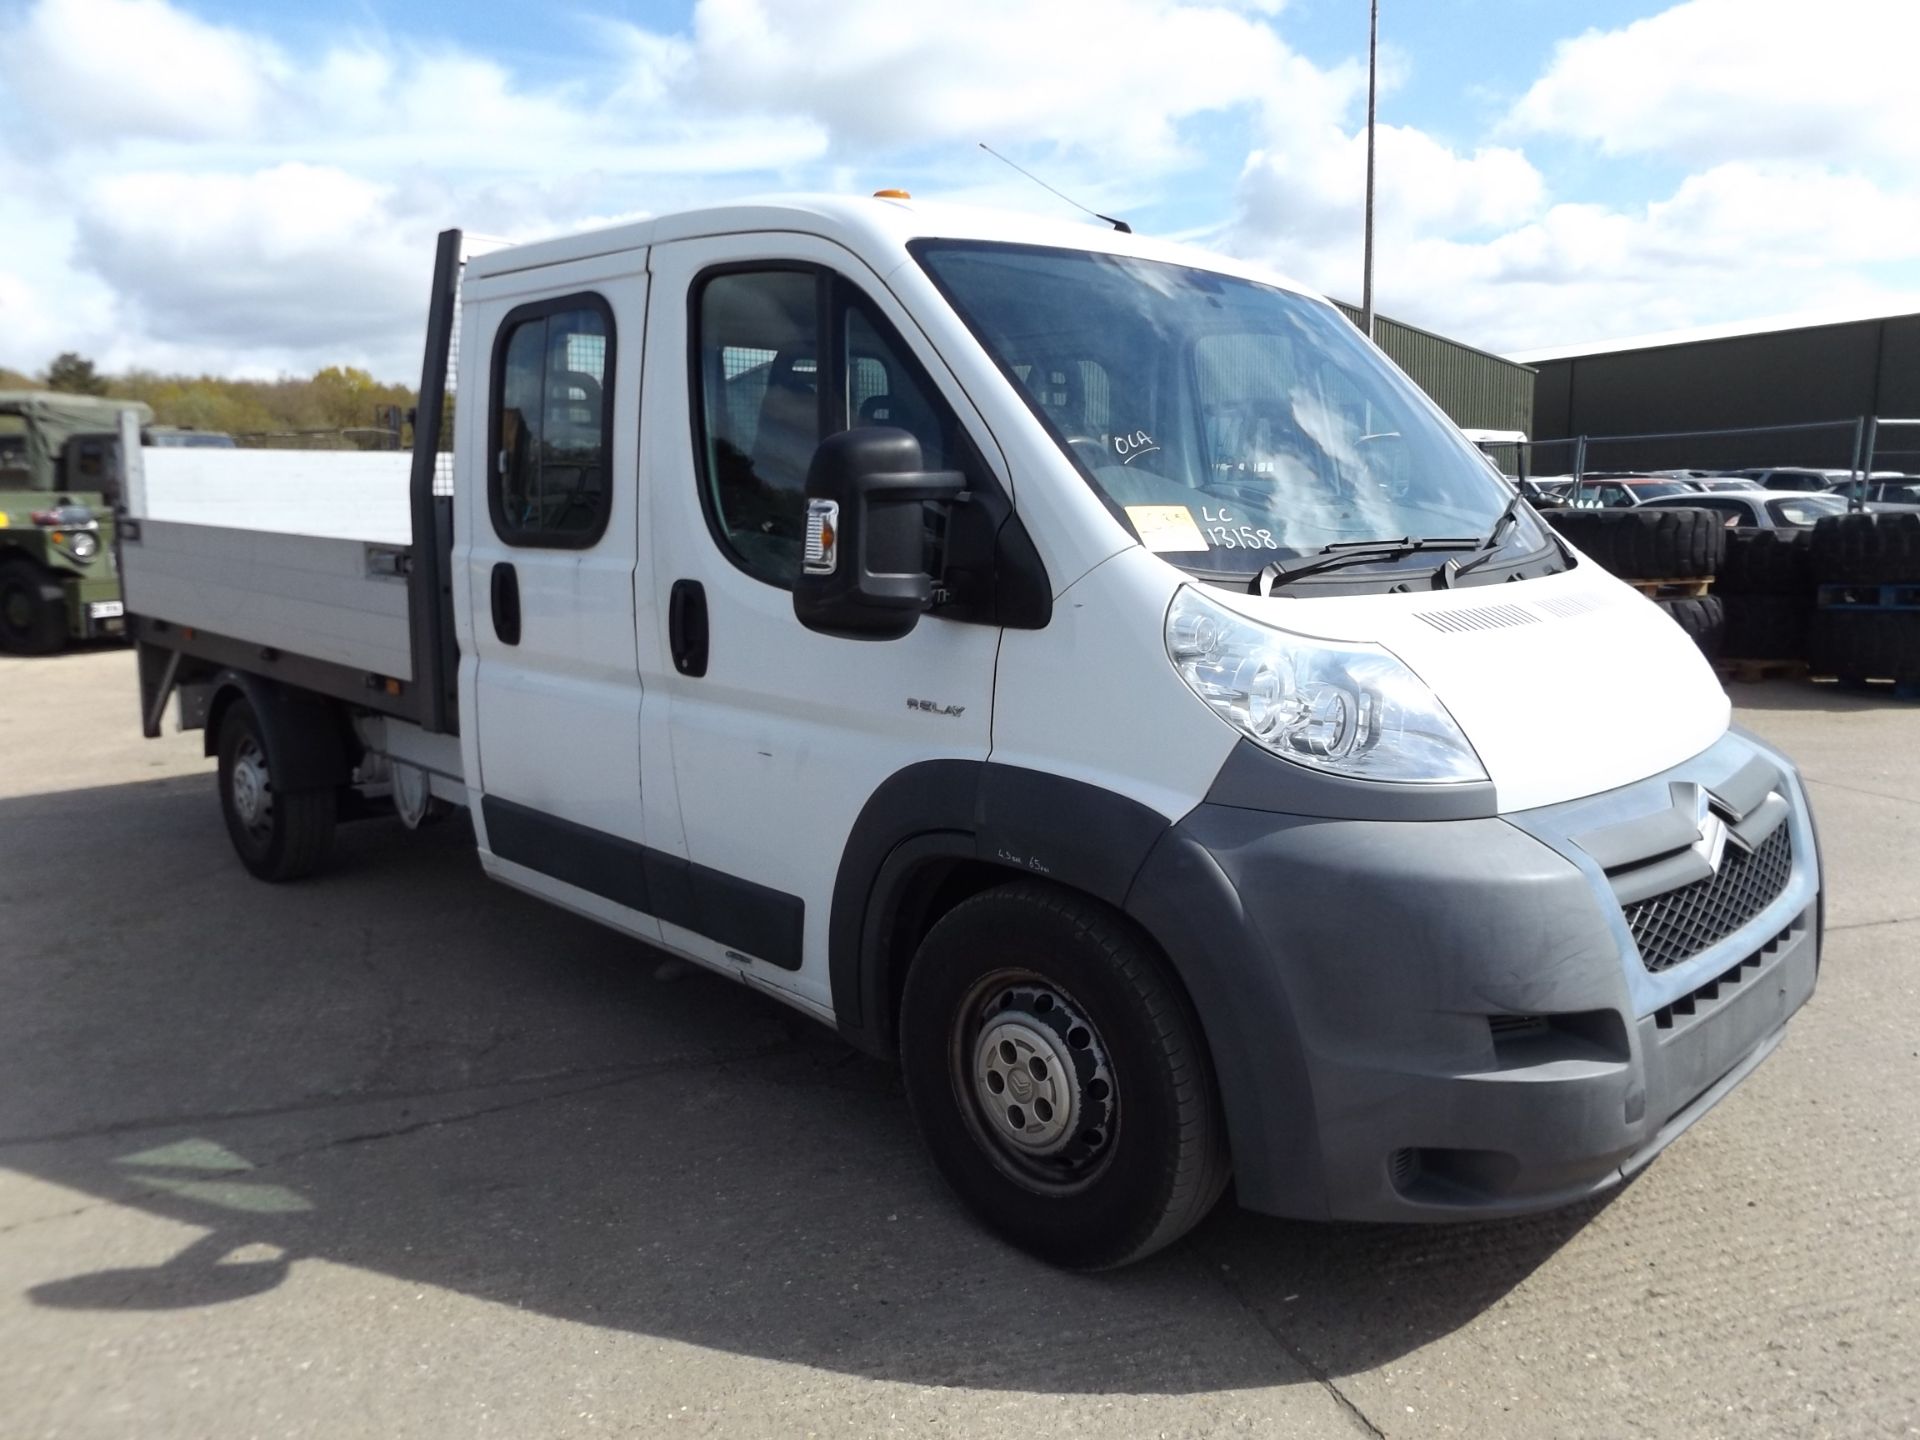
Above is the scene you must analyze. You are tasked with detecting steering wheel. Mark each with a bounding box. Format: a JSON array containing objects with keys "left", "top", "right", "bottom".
[
  {"left": 1353, "top": 430, "right": 1408, "bottom": 497},
  {"left": 1064, "top": 435, "right": 1111, "bottom": 469}
]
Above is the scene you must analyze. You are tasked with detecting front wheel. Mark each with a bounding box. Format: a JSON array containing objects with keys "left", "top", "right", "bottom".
[
  {"left": 0, "top": 559, "right": 69, "bottom": 655},
  {"left": 898, "top": 881, "right": 1230, "bottom": 1269},
  {"left": 217, "top": 698, "right": 336, "bottom": 881}
]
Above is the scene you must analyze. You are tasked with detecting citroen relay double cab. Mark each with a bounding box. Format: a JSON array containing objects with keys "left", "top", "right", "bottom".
[{"left": 122, "top": 197, "right": 1822, "bottom": 1268}]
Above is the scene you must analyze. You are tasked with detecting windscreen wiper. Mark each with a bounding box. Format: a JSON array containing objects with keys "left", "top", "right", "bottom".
[
  {"left": 1442, "top": 487, "right": 1530, "bottom": 585},
  {"left": 1251, "top": 536, "right": 1480, "bottom": 596},
  {"left": 1442, "top": 483, "right": 1572, "bottom": 586}
]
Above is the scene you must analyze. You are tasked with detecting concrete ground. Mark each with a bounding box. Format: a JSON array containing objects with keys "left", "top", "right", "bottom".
[{"left": 1, "top": 646, "right": 1915, "bottom": 1440}]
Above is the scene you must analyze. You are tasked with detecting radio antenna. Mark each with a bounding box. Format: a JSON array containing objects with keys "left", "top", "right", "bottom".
[{"left": 978, "top": 143, "right": 1132, "bottom": 233}]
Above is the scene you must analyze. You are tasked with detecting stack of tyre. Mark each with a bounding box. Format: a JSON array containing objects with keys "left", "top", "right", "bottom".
[
  {"left": 1807, "top": 512, "right": 1920, "bottom": 685},
  {"left": 1542, "top": 507, "right": 1725, "bottom": 656},
  {"left": 1717, "top": 528, "right": 1811, "bottom": 662}
]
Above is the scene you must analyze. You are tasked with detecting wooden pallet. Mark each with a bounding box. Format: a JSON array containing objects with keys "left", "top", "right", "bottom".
[
  {"left": 1717, "top": 658, "right": 1808, "bottom": 684},
  {"left": 1825, "top": 674, "right": 1920, "bottom": 701},
  {"left": 1627, "top": 576, "right": 1713, "bottom": 598}
]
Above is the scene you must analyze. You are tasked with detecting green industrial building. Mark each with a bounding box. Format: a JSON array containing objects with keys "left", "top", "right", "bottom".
[
  {"left": 1512, "top": 307, "right": 1920, "bottom": 471},
  {"left": 1336, "top": 302, "right": 1537, "bottom": 437}
]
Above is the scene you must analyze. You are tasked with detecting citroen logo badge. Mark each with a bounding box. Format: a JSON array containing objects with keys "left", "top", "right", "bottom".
[{"left": 1692, "top": 788, "right": 1730, "bottom": 875}]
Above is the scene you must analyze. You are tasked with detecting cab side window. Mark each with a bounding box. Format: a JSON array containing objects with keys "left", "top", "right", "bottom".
[
  {"left": 694, "top": 268, "right": 972, "bottom": 588},
  {"left": 694, "top": 271, "right": 821, "bottom": 583},
  {"left": 490, "top": 295, "right": 614, "bottom": 547}
]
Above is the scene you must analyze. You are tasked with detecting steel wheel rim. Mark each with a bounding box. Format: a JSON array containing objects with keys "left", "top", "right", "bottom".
[
  {"left": 229, "top": 735, "right": 274, "bottom": 840},
  {"left": 950, "top": 968, "right": 1118, "bottom": 1194}
]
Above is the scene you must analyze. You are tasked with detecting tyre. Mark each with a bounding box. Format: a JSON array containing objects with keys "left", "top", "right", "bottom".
[
  {"left": 1722, "top": 594, "right": 1809, "bottom": 662},
  {"left": 0, "top": 558, "right": 70, "bottom": 655},
  {"left": 1544, "top": 507, "right": 1724, "bottom": 580},
  {"left": 1810, "top": 609, "right": 1920, "bottom": 684},
  {"left": 216, "top": 697, "right": 337, "bottom": 880},
  {"left": 1810, "top": 511, "right": 1920, "bottom": 585},
  {"left": 1719, "top": 528, "right": 1811, "bottom": 597},
  {"left": 898, "top": 880, "right": 1230, "bottom": 1270},
  {"left": 1658, "top": 593, "right": 1725, "bottom": 659}
]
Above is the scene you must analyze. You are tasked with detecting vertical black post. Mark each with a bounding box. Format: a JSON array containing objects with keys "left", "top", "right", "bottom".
[
  {"left": 1855, "top": 417, "right": 1877, "bottom": 513},
  {"left": 407, "top": 228, "right": 463, "bottom": 734},
  {"left": 1361, "top": 0, "right": 1379, "bottom": 341}
]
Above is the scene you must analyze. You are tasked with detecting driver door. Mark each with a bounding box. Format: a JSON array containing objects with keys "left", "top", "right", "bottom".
[{"left": 638, "top": 234, "right": 1005, "bottom": 1010}]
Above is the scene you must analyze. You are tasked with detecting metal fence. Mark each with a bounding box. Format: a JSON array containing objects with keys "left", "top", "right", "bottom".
[
  {"left": 1571, "top": 419, "right": 1866, "bottom": 479},
  {"left": 1472, "top": 415, "right": 1920, "bottom": 510},
  {"left": 1863, "top": 417, "right": 1920, "bottom": 475}
]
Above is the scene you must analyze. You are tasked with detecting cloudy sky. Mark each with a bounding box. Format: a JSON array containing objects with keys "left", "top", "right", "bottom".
[{"left": 2, "top": 0, "right": 1915, "bottom": 381}]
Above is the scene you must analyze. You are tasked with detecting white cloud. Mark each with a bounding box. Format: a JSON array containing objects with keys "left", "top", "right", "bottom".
[
  {"left": 75, "top": 166, "right": 433, "bottom": 366},
  {"left": 1300, "top": 163, "right": 1920, "bottom": 354},
  {"left": 11, "top": 0, "right": 280, "bottom": 142},
  {"left": 1223, "top": 0, "right": 1920, "bottom": 353},
  {"left": 2, "top": 0, "right": 1919, "bottom": 378},
  {"left": 1508, "top": 0, "right": 1920, "bottom": 169},
  {"left": 644, "top": 0, "right": 1305, "bottom": 165}
]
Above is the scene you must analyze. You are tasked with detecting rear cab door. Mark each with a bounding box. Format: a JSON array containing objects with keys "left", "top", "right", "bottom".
[{"left": 457, "top": 250, "right": 664, "bottom": 939}]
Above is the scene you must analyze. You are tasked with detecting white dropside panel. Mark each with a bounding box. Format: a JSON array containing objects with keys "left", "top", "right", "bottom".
[
  {"left": 138, "top": 448, "right": 412, "bottom": 543},
  {"left": 1203, "top": 559, "right": 1731, "bottom": 814},
  {"left": 120, "top": 519, "right": 413, "bottom": 679},
  {"left": 991, "top": 547, "right": 1240, "bottom": 823}
]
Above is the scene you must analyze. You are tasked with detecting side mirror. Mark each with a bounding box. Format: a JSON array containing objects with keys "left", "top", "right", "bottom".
[{"left": 793, "top": 427, "right": 964, "bottom": 640}]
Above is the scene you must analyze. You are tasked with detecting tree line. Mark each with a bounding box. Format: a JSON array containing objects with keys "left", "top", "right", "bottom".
[{"left": 3, "top": 353, "right": 419, "bottom": 448}]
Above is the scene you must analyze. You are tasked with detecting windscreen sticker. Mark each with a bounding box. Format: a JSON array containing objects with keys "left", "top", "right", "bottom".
[
  {"left": 1124, "top": 504, "right": 1210, "bottom": 552},
  {"left": 1198, "top": 506, "right": 1280, "bottom": 549}
]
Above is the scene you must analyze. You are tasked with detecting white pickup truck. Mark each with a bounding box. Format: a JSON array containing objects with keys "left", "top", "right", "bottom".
[{"left": 122, "top": 196, "right": 1822, "bottom": 1269}]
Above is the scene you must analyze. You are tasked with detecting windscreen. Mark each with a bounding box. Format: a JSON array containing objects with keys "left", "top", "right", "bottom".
[{"left": 914, "top": 241, "right": 1533, "bottom": 579}]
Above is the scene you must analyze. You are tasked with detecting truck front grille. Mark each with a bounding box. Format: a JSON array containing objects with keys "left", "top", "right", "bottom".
[{"left": 1625, "top": 823, "right": 1794, "bottom": 973}]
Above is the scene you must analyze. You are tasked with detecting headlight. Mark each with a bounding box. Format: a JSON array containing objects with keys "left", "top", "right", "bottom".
[
  {"left": 1165, "top": 586, "right": 1486, "bottom": 784},
  {"left": 67, "top": 531, "right": 99, "bottom": 561}
]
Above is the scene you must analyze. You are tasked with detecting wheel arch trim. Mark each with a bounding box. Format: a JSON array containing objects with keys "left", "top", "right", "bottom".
[{"left": 204, "top": 670, "right": 355, "bottom": 792}]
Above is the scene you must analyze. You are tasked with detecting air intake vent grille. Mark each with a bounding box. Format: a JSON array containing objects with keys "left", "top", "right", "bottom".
[
  {"left": 1625, "top": 822, "right": 1794, "bottom": 973},
  {"left": 1535, "top": 592, "right": 1610, "bottom": 619},
  {"left": 1415, "top": 603, "right": 1540, "bottom": 633}
]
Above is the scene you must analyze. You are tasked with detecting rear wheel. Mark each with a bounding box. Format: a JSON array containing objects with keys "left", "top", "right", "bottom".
[
  {"left": 0, "top": 558, "right": 69, "bottom": 655},
  {"left": 898, "top": 881, "right": 1230, "bottom": 1270},
  {"left": 217, "top": 698, "right": 336, "bottom": 880}
]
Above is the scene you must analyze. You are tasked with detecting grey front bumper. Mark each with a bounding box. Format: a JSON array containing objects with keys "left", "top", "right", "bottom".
[{"left": 1125, "top": 729, "right": 1821, "bottom": 1223}]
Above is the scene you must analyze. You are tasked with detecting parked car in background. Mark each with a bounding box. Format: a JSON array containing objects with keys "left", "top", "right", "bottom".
[
  {"left": 1686, "top": 477, "right": 1766, "bottom": 493},
  {"left": 1568, "top": 476, "right": 1698, "bottom": 507},
  {"left": 1832, "top": 477, "right": 1920, "bottom": 506},
  {"left": 1725, "top": 467, "right": 1909, "bottom": 493},
  {"left": 1638, "top": 490, "right": 1849, "bottom": 529}
]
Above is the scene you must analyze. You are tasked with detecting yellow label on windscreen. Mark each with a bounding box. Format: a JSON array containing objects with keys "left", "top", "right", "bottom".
[
  {"left": 1124, "top": 504, "right": 1209, "bottom": 553},
  {"left": 0, "top": 512, "right": 11, "bottom": 528}
]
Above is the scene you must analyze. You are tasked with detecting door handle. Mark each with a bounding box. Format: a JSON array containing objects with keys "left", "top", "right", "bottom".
[
  {"left": 490, "top": 562, "right": 521, "bottom": 646},
  {"left": 668, "top": 579, "right": 708, "bottom": 677}
]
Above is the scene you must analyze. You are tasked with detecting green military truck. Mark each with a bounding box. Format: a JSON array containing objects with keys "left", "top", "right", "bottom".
[{"left": 0, "top": 390, "right": 152, "bottom": 653}]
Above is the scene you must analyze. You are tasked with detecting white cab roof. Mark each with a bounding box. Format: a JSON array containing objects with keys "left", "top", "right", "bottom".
[{"left": 463, "top": 193, "right": 1321, "bottom": 300}]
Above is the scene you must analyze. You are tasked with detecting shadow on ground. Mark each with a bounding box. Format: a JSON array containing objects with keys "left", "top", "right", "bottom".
[
  {"left": 1, "top": 774, "right": 1605, "bottom": 1395},
  {"left": 1722, "top": 675, "right": 1919, "bottom": 712}
]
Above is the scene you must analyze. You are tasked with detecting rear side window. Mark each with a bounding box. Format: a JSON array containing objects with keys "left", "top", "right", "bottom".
[{"left": 490, "top": 294, "right": 615, "bottom": 548}]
